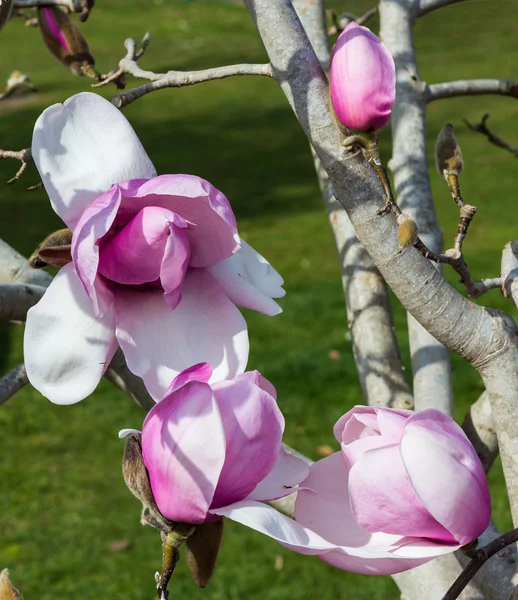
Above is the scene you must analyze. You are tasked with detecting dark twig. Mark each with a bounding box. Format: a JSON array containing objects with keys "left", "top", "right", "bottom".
[
  {"left": 442, "top": 528, "right": 518, "bottom": 600},
  {"left": 0, "top": 364, "right": 28, "bottom": 406},
  {"left": 327, "top": 7, "right": 377, "bottom": 35},
  {"left": 464, "top": 113, "right": 518, "bottom": 158}
]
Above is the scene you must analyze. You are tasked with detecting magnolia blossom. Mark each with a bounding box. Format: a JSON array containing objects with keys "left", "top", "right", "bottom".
[
  {"left": 24, "top": 93, "right": 285, "bottom": 404},
  {"left": 121, "top": 363, "right": 309, "bottom": 523},
  {"left": 212, "top": 407, "right": 491, "bottom": 575},
  {"left": 330, "top": 23, "right": 396, "bottom": 132}
]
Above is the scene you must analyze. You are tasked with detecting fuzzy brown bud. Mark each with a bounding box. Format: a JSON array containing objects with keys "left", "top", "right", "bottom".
[
  {"left": 122, "top": 433, "right": 174, "bottom": 534},
  {"left": 37, "top": 7, "right": 98, "bottom": 78},
  {"left": 435, "top": 123, "right": 464, "bottom": 177},
  {"left": 0, "top": 0, "right": 13, "bottom": 34},
  {"left": 185, "top": 520, "right": 224, "bottom": 588},
  {"left": 0, "top": 569, "right": 23, "bottom": 600},
  {"left": 397, "top": 214, "right": 419, "bottom": 253},
  {"left": 29, "top": 228, "right": 73, "bottom": 269}
]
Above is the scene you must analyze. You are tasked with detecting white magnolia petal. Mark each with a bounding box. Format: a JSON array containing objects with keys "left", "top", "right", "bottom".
[
  {"left": 207, "top": 240, "right": 285, "bottom": 316},
  {"left": 32, "top": 92, "right": 156, "bottom": 229},
  {"left": 118, "top": 428, "right": 141, "bottom": 439},
  {"left": 24, "top": 263, "right": 117, "bottom": 404},
  {"left": 114, "top": 269, "right": 249, "bottom": 400}
]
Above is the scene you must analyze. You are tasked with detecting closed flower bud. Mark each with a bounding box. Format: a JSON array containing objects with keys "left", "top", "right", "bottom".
[
  {"left": 29, "top": 228, "right": 72, "bottom": 269},
  {"left": 37, "top": 7, "right": 98, "bottom": 77},
  {"left": 185, "top": 520, "right": 224, "bottom": 588},
  {"left": 0, "top": 569, "right": 23, "bottom": 600},
  {"left": 397, "top": 213, "right": 419, "bottom": 252},
  {"left": 435, "top": 123, "right": 464, "bottom": 177},
  {"left": 330, "top": 22, "right": 396, "bottom": 132}
]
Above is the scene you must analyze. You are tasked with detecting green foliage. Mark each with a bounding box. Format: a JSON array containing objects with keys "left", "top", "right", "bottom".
[{"left": 0, "top": 0, "right": 516, "bottom": 597}]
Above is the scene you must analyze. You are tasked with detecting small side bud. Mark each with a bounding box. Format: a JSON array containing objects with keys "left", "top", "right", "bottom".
[
  {"left": 37, "top": 7, "right": 99, "bottom": 78},
  {"left": 435, "top": 124, "right": 464, "bottom": 178},
  {"left": 185, "top": 520, "right": 224, "bottom": 588},
  {"left": 397, "top": 214, "right": 419, "bottom": 253},
  {"left": 122, "top": 433, "right": 174, "bottom": 534},
  {"left": 0, "top": 569, "right": 23, "bottom": 600},
  {"left": 28, "top": 228, "right": 73, "bottom": 269}
]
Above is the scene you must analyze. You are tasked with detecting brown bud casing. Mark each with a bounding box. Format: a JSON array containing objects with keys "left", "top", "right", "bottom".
[
  {"left": 0, "top": 0, "right": 13, "bottom": 34},
  {"left": 435, "top": 123, "right": 464, "bottom": 177},
  {"left": 122, "top": 433, "right": 174, "bottom": 534},
  {"left": 397, "top": 214, "right": 419, "bottom": 253},
  {"left": 29, "top": 228, "right": 73, "bottom": 269},
  {"left": 0, "top": 569, "right": 23, "bottom": 600},
  {"left": 37, "top": 7, "right": 98, "bottom": 78},
  {"left": 185, "top": 520, "right": 224, "bottom": 588}
]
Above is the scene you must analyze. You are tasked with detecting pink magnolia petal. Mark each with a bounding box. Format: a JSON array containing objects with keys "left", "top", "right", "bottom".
[
  {"left": 165, "top": 363, "right": 214, "bottom": 396},
  {"left": 32, "top": 93, "right": 156, "bottom": 229},
  {"left": 160, "top": 217, "right": 191, "bottom": 311},
  {"left": 115, "top": 175, "right": 240, "bottom": 267},
  {"left": 235, "top": 371, "right": 277, "bottom": 400},
  {"left": 401, "top": 411, "right": 491, "bottom": 545},
  {"left": 207, "top": 240, "right": 285, "bottom": 316},
  {"left": 114, "top": 269, "right": 249, "bottom": 400},
  {"left": 348, "top": 444, "right": 455, "bottom": 541},
  {"left": 209, "top": 379, "right": 284, "bottom": 508},
  {"left": 24, "top": 263, "right": 117, "bottom": 405},
  {"left": 246, "top": 450, "right": 310, "bottom": 502},
  {"left": 142, "top": 381, "right": 226, "bottom": 523},
  {"left": 71, "top": 184, "right": 121, "bottom": 317}
]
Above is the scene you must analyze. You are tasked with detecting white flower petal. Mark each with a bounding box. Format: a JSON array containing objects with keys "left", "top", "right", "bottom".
[
  {"left": 32, "top": 92, "right": 156, "bottom": 229},
  {"left": 24, "top": 263, "right": 117, "bottom": 404}
]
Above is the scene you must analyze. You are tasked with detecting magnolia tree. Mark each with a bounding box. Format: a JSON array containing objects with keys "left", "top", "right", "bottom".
[{"left": 1, "top": 0, "right": 518, "bottom": 599}]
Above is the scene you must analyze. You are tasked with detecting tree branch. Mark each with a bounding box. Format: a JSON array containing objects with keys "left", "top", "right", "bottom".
[
  {"left": 13, "top": 0, "right": 93, "bottom": 20},
  {"left": 0, "top": 147, "right": 32, "bottom": 185},
  {"left": 417, "top": 0, "right": 472, "bottom": 18},
  {"left": 379, "top": 0, "right": 453, "bottom": 415},
  {"left": 427, "top": 79, "right": 518, "bottom": 102},
  {"left": 0, "top": 364, "right": 28, "bottom": 406},
  {"left": 464, "top": 114, "right": 518, "bottom": 157},
  {"left": 0, "top": 283, "right": 46, "bottom": 322},
  {"left": 501, "top": 241, "right": 518, "bottom": 308},
  {"left": 462, "top": 391, "right": 498, "bottom": 474}
]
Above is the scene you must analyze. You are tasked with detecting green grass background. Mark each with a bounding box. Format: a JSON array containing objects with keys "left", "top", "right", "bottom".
[{"left": 1, "top": 0, "right": 517, "bottom": 597}]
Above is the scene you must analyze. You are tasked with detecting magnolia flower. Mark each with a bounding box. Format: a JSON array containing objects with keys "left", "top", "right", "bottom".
[
  {"left": 121, "top": 363, "right": 309, "bottom": 523},
  {"left": 330, "top": 23, "right": 396, "bottom": 132},
  {"left": 212, "top": 407, "right": 491, "bottom": 575},
  {"left": 24, "top": 93, "right": 285, "bottom": 404}
]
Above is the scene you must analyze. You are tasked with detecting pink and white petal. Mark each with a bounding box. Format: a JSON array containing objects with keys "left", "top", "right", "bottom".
[
  {"left": 401, "top": 421, "right": 491, "bottom": 545},
  {"left": 348, "top": 444, "right": 455, "bottom": 541},
  {"left": 24, "top": 263, "right": 117, "bottom": 405},
  {"left": 32, "top": 93, "right": 156, "bottom": 229},
  {"left": 142, "top": 381, "right": 226, "bottom": 524},
  {"left": 72, "top": 184, "right": 121, "bottom": 316},
  {"left": 118, "top": 428, "right": 141, "bottom": 439},
  {"left": 116, "top": 174, "right": 239, "bottom": 267},
  {"left": 114, "top": 269, "right": 249, "bottom": 400},
  {"left": 334, "top": 406, "right": 379, "bottom": 444},
  {"left": 235, "top": 241, "right": 285, "bottom": 298},
  {"left": 164, "top": 363, "right": 214, "bottom": 396},
  {"left": 210, "top": 379, "right": 284, "bottom": 508},
  {"left": 246, "top": 449, "right": 310, "bottom": 502},
  {"left": 160, "top": 218, "right": 191, "bottom": 311},
  {"left": 234, "top": 371, "right": 277, "bottom": 400},
  {"left": 319, "top": 547, "right": 433, "bottom": 576}
]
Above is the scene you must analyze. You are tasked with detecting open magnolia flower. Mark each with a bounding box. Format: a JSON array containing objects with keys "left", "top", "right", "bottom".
[
  {"left": 212, "top": 406, "right": 491, "bottom": 575},
  {"left": 121, "top": 363, "right": 309, "bottom": 523},
  {"left": 24, "top": 92, "right": 285, "bottom": 404}
]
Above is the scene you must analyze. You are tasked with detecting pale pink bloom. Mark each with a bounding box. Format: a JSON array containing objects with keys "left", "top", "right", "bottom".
[
  {"left": 212, "top": 407, "right": 491, "bottom": 575},
  {"left": 330, "top": 23, "right": 396, "bottom": 132},
  {"left": 24, "top": 93, "right": 285, "bottom": 404},
  {"left": 122, "top": 364, "right": 309, "bottom": 524}
]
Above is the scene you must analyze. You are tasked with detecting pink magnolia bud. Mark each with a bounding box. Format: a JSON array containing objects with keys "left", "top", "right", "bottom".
[{"left": 330, "top": 23, "right": 396, "bottom": 132}]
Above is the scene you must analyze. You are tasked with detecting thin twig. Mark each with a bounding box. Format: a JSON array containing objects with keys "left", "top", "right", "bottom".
[
  {"left": 464, "top": 113, "right": 518, "bottom": 157},
  {"left": 13, "top": 0, "right": 93, "bottom": 20},
  {"left": 327, "top": 7, "right": 377, "bottom": 35},
  {"left": 0, "top": 364, "right": 28, "bottom": 406},
  {"left": 0, "top": 147, "right": 32, "bottom": 184},
  {"left": 417, "top": 0, "right": 472, "bottom": 18},
  {"left": 442, "top": 528, "right": 518, "bottom": 600},
  {"left": 427, "top": 79, "right": 518, "bottom": 102},
  {"left": 0, "top": 283, "right": 46, "bottom": 321}
]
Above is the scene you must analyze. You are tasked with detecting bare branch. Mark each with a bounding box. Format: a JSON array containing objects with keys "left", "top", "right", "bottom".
[
  {"left": 443, "top": 529, "right": 518, "bottom": 600},
  {"left": 327, "top": 7, "right": 377, "bottom": 35},
  {"left": 379, "top": 0, "right": 453, "bottom": 415},
  {"left": 12, "top": 0, "right": 93, "bottom": 20},
  {"left": 0, "top": 147, "right": 32, "bottom": 185},
  {"left": 0, "top": 239, "right": 52, "bottom": 287},
  {"left": 417, "top": 0, "right": 472, "bottom": 18},
  {"left": 428, "top": 79, "right": 518, "bottom": 102},
  {"left": 0, "top": 364, "right": 28, "bottom": 406},
  {"left": 0, "top": 283, "right": 46, "bottom": 321},
  {"left": 462, "top": 391, "right": 498, "bottom": 474},
  {"left": 501, "top": 242, "right": 518, "bottom": 308},
  {"left": 105, "top": 349, "right": 155, "bottom": 412},
  {"left": 464, "top": 114, "right": 518, "bottom": 157}
]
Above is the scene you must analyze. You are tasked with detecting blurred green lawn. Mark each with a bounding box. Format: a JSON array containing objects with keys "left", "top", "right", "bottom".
[{"left": 1, "top": 0, "right": 517, "bottom": 598}]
